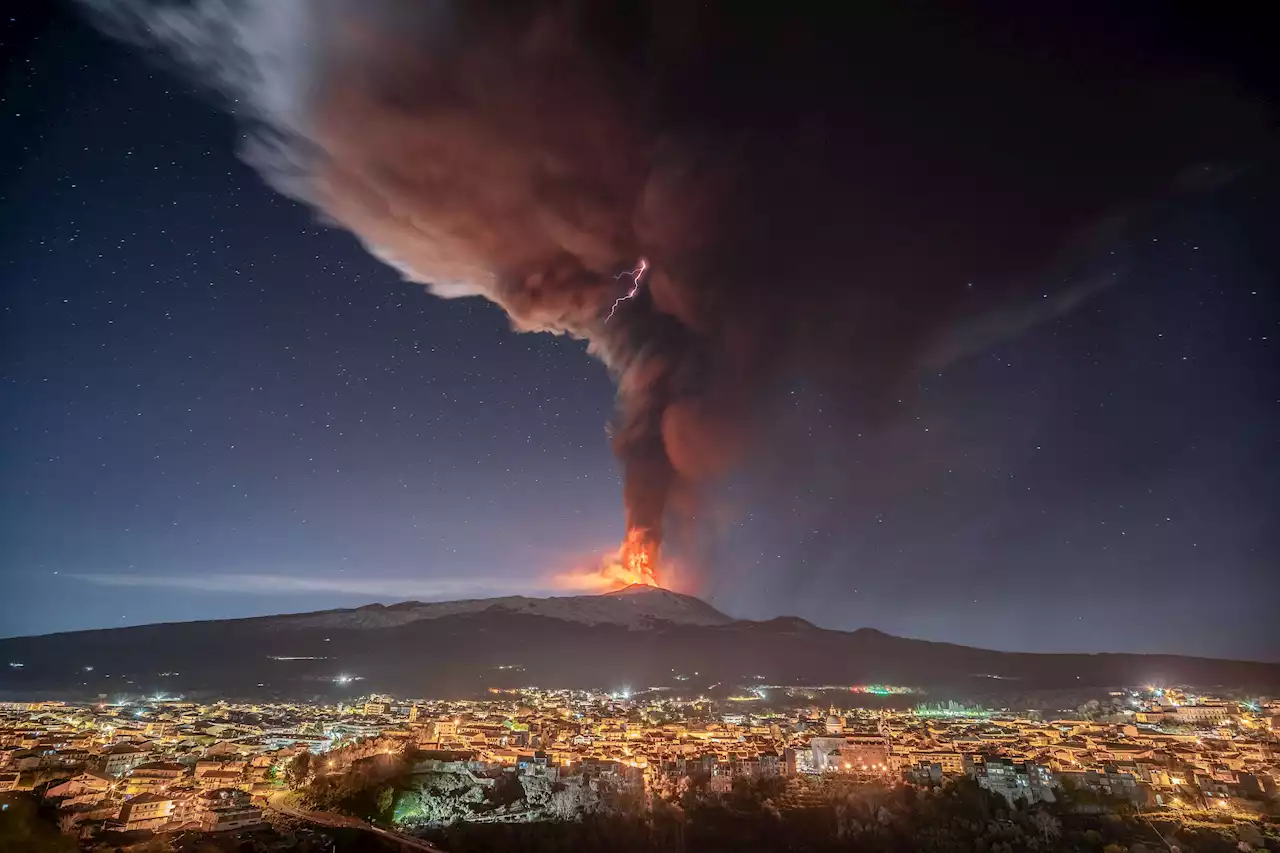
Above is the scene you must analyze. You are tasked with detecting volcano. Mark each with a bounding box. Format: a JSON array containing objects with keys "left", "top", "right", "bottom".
[
  {"left": 554, "top": 530, "right": 665, "bottom": 591},
  {"left": 1, "top": 587, "right": 1277, "bottom": 701}
]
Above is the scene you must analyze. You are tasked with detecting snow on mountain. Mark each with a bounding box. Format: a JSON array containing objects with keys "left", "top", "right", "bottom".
[{"left": 276, "top": 584, "right": 734, "bottom": 631}]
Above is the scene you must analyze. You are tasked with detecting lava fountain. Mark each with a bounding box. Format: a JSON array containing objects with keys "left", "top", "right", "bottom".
[
  {"left": 607, "top": 528, "right": 660, "bottom": 587},
  {"left": 554, "top": 528, "right": 664, "bottom": 592}
]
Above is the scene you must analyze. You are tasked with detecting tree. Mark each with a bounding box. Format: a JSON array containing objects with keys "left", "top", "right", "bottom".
[
  {"left": 377, "top": 785, "right": 395, "bottom": 819},
  {"left": 651, "top": 798, "right": 687, "bottom": 853},
  {"left": 408, "top": 772, "right": 487, "bottom": 825},
  {"left": 56, "top": 812, "right": 79, "bottom": 836},
  {"left": 1236, "top": 823, "right": 1264, "bottom": 850},
  {"left": 1033, "top": 810, "right": 1061, "bottom": 842},
  {"left": 520, "top": 772, "right": 554, "bottom": 809},
  {"left": 548, "top": 778, "right": 599, "bottom": 821},
  {"left": 0, "top": 794, "right": 76, "bottom": 853},
  {"left": 285, "top": 750, "right": 312, "bottom": 787}
]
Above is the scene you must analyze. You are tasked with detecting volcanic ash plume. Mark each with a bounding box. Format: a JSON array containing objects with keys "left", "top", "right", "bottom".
[
  {"left": 85, "top": 0, "right": 701, "bottom": 581},
  {"left": 82, "top": 1, "right": 1269, "bottom": 588}
]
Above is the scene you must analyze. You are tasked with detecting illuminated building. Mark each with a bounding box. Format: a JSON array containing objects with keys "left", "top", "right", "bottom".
[
  {"left": 118, "top": 792, "right": 178, "bottom": 831},
  {"left": 101, "top": 743, "right": 149, "bottom": 777},
  {"left": 974, "top": 757, "right": 1059, "bottom": 806}
]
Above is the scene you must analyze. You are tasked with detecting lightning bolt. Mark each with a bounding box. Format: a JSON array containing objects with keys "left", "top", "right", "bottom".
[{"left": 606, "top": 258, "right": 648, "bottom": 322}]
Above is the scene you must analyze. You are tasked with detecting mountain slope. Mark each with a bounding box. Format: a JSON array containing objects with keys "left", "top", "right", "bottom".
[
  {"left": 1, "top": 588, "right": 1276, "bottom": 701},
  {"left": 276, "top": 585, "right": 734, "bottom": 630}
]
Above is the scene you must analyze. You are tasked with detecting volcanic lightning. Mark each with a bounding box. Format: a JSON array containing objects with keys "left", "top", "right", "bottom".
[
  {"left": 76, "top": 0, "right": 1231, "bottom": 613},
  {"left": 605, "top": 258, "right": 648, "bottom": 322}
]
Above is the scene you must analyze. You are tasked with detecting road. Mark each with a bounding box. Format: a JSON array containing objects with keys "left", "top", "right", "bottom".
[{"left": 266, "top": 792, "right": 445, "bottom": 853}]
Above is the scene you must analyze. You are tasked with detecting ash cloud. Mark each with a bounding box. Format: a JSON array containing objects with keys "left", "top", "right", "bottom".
[{"left": 81, "top": 0, "right": 1273, "bottom": 564}]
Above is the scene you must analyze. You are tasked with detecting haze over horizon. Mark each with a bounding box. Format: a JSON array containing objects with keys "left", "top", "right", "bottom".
[{"left": 2, "top": 3, "right": 1277, "bottom": 660}]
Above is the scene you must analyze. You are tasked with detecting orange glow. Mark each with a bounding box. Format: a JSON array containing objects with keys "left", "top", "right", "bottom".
[
  {"left": 614, "top": 528, "right": 660, "bottom": 586},
  {"left": 553, "top": 528, "right": 664, "bottom": 591}
]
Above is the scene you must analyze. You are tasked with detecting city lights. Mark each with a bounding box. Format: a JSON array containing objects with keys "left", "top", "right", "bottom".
[{"left": 0, "top": 683, "right": 1270, "bottom": 839}]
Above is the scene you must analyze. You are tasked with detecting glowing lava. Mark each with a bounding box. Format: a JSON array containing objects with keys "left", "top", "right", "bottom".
[
  {"left": 607, "top": 527, "right": 660, "bottom": 587},
  {"left": 553, "top": 528, "right": 663, "bottom": 592}
]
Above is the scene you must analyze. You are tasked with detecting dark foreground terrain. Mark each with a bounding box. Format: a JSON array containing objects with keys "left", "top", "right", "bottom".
[{"left": 2, "top": 587, "right": 1277, "bottom": 700}]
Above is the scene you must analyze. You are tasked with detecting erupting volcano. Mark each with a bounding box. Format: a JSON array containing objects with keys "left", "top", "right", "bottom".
[
  {"left": 603, "top": 528, "right": 661, "bottom": 588},
  {"left": 555, "top": 528, "right": 665, "bottom": 592},
  {"left": 75, "top": 0, "right": 1270, "bottom": 616}
]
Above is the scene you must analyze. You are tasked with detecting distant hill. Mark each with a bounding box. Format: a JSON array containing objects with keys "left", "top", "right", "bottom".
[{"left": 1, "top": 586, "right": 1276, "bottom": 701}]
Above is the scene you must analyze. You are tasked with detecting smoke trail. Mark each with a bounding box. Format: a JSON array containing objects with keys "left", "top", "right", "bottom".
[{"left": 80, "top": 0, "right": 1272, "bottom": 568}]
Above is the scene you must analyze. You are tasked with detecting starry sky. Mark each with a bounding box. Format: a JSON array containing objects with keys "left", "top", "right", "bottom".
[{"left": 2, "top": 5, "right": 1278, "bottom": 659}]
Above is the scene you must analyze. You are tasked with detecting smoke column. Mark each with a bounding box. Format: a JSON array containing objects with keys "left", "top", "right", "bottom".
[{"left": 81, "top": 0, "right": 1271, "bottom": 578}]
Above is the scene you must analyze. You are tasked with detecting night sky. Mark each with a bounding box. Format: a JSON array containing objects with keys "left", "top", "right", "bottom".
[{"left": 2, "top": 5, "right": 1277, "bottom": 659}]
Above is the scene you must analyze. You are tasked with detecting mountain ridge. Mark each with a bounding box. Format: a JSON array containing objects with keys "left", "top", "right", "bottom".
[
  {"left": 0, "top": 584, "right": 731, "bottom": 640},
  {"left": 275, "top": 584, "right": 736, "bottom": 631},
  {"left": 1, "top": 587, "right": 1277, "bottom": 700}
]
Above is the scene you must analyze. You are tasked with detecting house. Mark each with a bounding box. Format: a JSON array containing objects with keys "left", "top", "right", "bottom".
[
  {"left": 195, "top": 769, "right": 245, "bottom": 791},
  {"left": 124, "top": 761, "right": 187, "bottom": 794},
  {"left": 911, "top": 751, "right": 965, "bottom": 775},
  {"left": 101, "top": 744, "right": 149, "bottom": 777},
  {"left": 1090, "top": 742, "right": 1154, "bottom": 762},
  {"left": 906, "top": 761, "right": 945, "bottom": 785},
  {"left": 10, "top": 750, "right": 42, "bottom": 771},
  {"left": 1059, "top": 765, "right": 1149, "bottom": 804},
  {"left": 143, "top": 722, "right": 172, "bottom": 739},
  {"left": 195, "top": 758, "right": 246, "bottom": 777},
  {"left": 45, "top": 770, "right": 115, "bottom": 804},
  {"left": 972, "top": 757, "right": 1059, "bottom": 806},
  {"left": 118, "top": 792, "right": 176, "bottom": 831},
  {"left": 195, "top": 788, "right": 264, "bottom": 832},
  {"left": 42, "top": 748, "right": 91, "bottom": 768}
]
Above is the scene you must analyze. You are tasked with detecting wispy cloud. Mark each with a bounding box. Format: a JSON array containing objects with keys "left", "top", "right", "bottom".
[{"left": 68, "top": 572, "right": 557, "bottom": 601}]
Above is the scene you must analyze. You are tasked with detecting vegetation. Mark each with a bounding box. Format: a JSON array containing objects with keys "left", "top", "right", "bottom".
[
  {"left": 423, "top": 776, "right": 1280, "bottom": 853},
  {"left": 0, "top": 793, "right": 77, "bottom": 853},
  {"left": 293, "top": 758, "right": 1280, "bottom": 853},
  {"left": 393, "top": 769, "right": 490, "bottom": 824},
  {"left": 299, "top": 750, "right": 419, "bottom": 821},
  {"left": 284, "top": 750, "right": 312, "bottom": 788}
]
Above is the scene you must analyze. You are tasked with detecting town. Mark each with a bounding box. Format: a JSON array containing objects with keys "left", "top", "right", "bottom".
[{"left": 2, "top": 684, "right": 1278, "bottom": 851}]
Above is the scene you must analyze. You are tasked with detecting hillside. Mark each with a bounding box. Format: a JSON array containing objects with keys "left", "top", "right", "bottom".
[{"left": 1, "top": 586, "right": 1276, "bottom": 701}]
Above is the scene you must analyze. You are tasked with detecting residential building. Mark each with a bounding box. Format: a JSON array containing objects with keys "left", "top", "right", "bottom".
[
  {"left": 974, "top": 757, "right": 1059, "bottom": 806},
  {"left": 101, "top": 744, "right": 149, "bottom": 777},
  {"left": 118, "top": 792, "right": 176, "bottom": 831},
  {"left": 912, "top": 751, "right": 964, "bottom": 775},
  {"left": 196, "top": 788, "right": 264, "bottom": 832}
]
